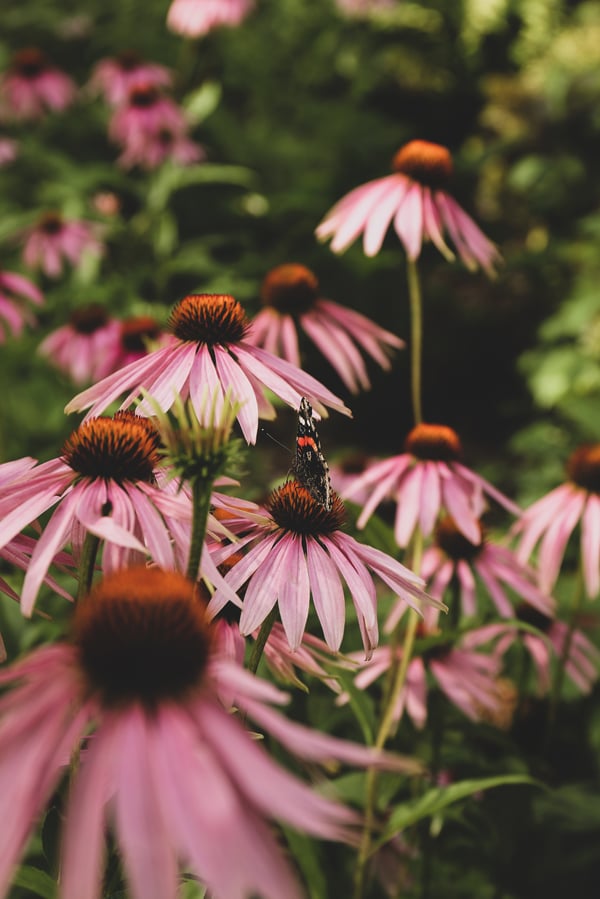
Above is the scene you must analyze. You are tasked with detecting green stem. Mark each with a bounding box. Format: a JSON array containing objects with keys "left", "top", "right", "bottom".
[
  {"left": 353, "top": 534, "right": 423, "bottom": 899},
  {"left": 248, "top": 607, "right": 278, "bottom": 674},
  {"left": 186, "top": 478, "right": 213, "bottom": 583},
  {"left": 407, "top": 258, "right": 424, "bottom": 426},
  {"left": 76, "top": 533, "right": 100, "bottom": 603}
]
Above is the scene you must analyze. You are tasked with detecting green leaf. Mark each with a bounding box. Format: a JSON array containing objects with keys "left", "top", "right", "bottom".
[
  {"left": 333, "top": 667, "right": 376, "bottom": 744},
  {"left": 12, "top": 866, "right": 57, "bottom": 899},
  {"left": 183, "top": 81, "right": 222, "bottom": 124},
  {"left": 281, "top": 827, "right": 328, "bottom": 899},
  {"left": 374, "top": 774, "right": 542, "bottom": 848}
]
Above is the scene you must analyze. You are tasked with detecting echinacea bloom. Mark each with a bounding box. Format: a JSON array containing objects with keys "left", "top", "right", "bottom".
[
  {"left": 343, "top": 422, "right": 519, "bottom": 548},
  {"left": 0, "top": 48, "right": 76, "bottom": 121},
  {"left": 66, "top": 293, "right": 351, "bottom": 444},
  {"left": 207, "top": 479, "right": 441, "bottom": 656},
  {"left": 89, "top": 50, "right": 172, "bottom": 106},
  {"left": 336, "top": 0, "right": 396, "bottom": 16},
  {"left": 316, "top": 139, "right": 501, "bottom": 276},
  {"left": 515, "top": 444, "right": 600, "bottom": 599},
  {"left": 418, "top": 515, "right": 555, "bottom": 622},
  {"left": 0, "top": 566, "right": 421, "bottom": 899},
  {"left": 38, "top": 304, "right": 121, "bottom": 384},
  {"left": 167, "top": 0, "right": 254, "bottom": 37},
  {"left": 0, "top": 413, "right": 200, "bottom": 615},
  {"left": 117, "top": 125, "right": 205, "bottom": 170},
  {"left": 22, "top": 212, "right": 103, "bottom": 279},
  {"left": 262, "top": 621, "right": 347, "bottom": 693},
  {"left": 0, "top": 269, "right": 43, "bottom": 342},
  {"left": 0, "top": 137, "right": 18, "bottom": 166},
  {"left": 115, "top": 314, "right": 167, "bottom": 367},
  {"left": 467, "top": 606, "right": 600, "bottom": 696},
  {"left": 108, "top": 82, "right": 188, "bottom": 151},
  {"left": 343, "top": 609, "right": 511, "bottom": 728},
  {"left": 247, "top": 263, "right": 404, "bottom": 393}
]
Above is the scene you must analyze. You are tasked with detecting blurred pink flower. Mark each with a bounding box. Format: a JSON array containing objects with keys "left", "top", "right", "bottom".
[
  {"left": 263, "top": 621, "right": 348, "bottom": 693},
  {"left": 0, "top": 137, "right": 18, "bottom": 166},
  {"left": 22, "top": 212, "right": 103, "bottom": 278},
  {"left": 247, "top": 263, "right": 404, "bottom": 393},
  {"left": 0, "top": 48, "right": 76, "bottom": 121},
  {"left": 344, "top": 609, "right": 511, "bottom": 727},
  {"left": 515, "top": 444, "right": 600, "bottom": 599},
  {"left": 0, "top": 269, "right": 43, "bottom": 342},
  {"left": 89, "top": 51, "right": 172, "bottom": 106},
  {"left": 0, "top": 566, "right": 419, "bottom": 899},
  {"left": 343, "top": 422, "right": 520, "bottom": 548},
  {"left": 336, "top": 0, "right": 396, "bottom": 15},
  {"left": 316, "top": 139, "right": 501, "bottom": 275},
  {"left": 109, "top": 82, "right": 187, "bottom": 147},
  {"left": 207, "top": 479, "right": 440, "bottom": 656},
  {"left": 118, "top": 126, "right": 205, "bottom": 170},
  {"left": 418, "top": 515, "right": 555, "bottom": 622},
  {"left": 114, "top": 314, "right": 167, "bottom": 368},
  {"left": 38, "top": 304, "right": 121, "bottom": 384},
  {"left": 0, "top": 414, "right": 202, "bottom": 615},
  {"left": 66, "top": 293, "right": 351, "bottom": 444},
  {"left": 167, "top": 0, "right": 254, "bottom": 37},
  {"left": 467, "top": 612, "right": 600, "bottom": 696}
]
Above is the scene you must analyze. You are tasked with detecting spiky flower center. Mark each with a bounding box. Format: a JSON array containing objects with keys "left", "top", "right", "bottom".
[
  {"left": 74, "top": 567, "right": 213, "bottom": 706},
  {"left": 128, "top": 83, "right": 160, "bottom": 108},
  {"left": 260, "top": 264, "right": 319, "bottom": 314},
  {"left": 12, "top": 48, "right": 47, "bottom": 78},
  {"left": 435, "top": 516, "right": 482, "bottom": 561},
  {"left": 515, "top": 602, "right": 552, "bottom": 634},
  {"left": 120, "top": 315, "right": 160, "bottom": 351},
  {"left": 566, "top": 445, "right": 600, "bottom": 494},
  {"left": 117, "top": 49, "right": 141, "bottom": 71},
  {"left": 405, "top": 422, "right": 462, "bottom": 462},
  {"left": 62, "top": 412, "right": 161, "bottom": 483},
  {"left": 69, "top": 304, "right": 109, "bottom": 335},
  {"left": 39, "top": 212, "right": 64, "bottom": 235},
  {"left": 267, "top": 480, "right": 344, "bottom": 535},
  {"left": 169, "top": 294, "right": 249, "bottom": 345},
  {"left": 392, "top": 140, "right": 453, "bottom": 189}
]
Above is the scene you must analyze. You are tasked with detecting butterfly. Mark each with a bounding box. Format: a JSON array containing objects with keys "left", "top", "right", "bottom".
[{"left": 293, "top": 397, "right": 332, "bottom": 510}]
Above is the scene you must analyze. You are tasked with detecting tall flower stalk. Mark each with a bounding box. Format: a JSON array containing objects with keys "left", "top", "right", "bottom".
[{"left": 148, "top": 390, "right": 243, "bottom": 582}]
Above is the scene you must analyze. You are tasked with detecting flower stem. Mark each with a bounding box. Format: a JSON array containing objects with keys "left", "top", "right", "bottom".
[
  {"left": 186, "top": 478, "right": 213, "bottom": 583},
  {"left": 248, "top": 607, "right": 278, "bottom": 674},
  {"left": 354, "top": 534, "right": 423, "bottom": 899},
  {"left": 407, "top": 257, "right": 424, "bottom": 425},
  {"left": 76, "top": 532, "right": 100, "bottom": 602}
]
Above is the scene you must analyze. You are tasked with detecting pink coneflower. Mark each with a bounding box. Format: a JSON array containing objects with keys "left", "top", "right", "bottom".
[
  {"left": 109, "top": 82, "right": 187, "bottom": 149},
  {"left": 336, "top": 0, "right": 396, "bottom": 16},
  {"left": 0, "top": 48, "right": 76, "bottom": 121},
  {"left": 207, "top": 479, "right": 441, "bottom": 656},
  {"left": 467, "top": 606, "right": 600, "bottom": 695},
  {"left": 263, "top": 621, "right": 347, "bottom": 693},
  {"left": 0, "top": 566, "right": 421, "bottom": 899},
  {"left": 38, "top": 304, "right": 121, "bottom": 384},
  {"left": 343, "top": 422, "right": 519, "bottom": 548},
  {"left": 418, "top": 515, "right": 555, "bottom": 622},
  {"left": 117, "top": 125, "right": 205, "bottom": 170},
  {"left": 0, "top": 136, "right": 18, "bottom": 166},
  {"left": 22, "top": 212, "right": 103, "bottom": 279},
  {"left": 0, "top": 413, "right": 198, "bottom": 615},
  {"left": 345, "top": 611, "right": 513, "bottom": 727},
  {"left": 167, "top": 0, "right": 254, "bottom": 37},
  {"left": 316, "top": 139, "right": 501, "bottom": 275},
  {"left": 247, "top": 263, "right": 404, "bottom": 393},
  {"left": 66, "top": 293, "right": 351, "bottom": 444},
  {"left": 114, "top": 314, "right": 167, "bottom": 367},
  {"left": 515, "top": 444, "right": 600, "bottom": 599},
  {"left": 0, "top": 269, "right": 43, "bottom": 342},
  {"left": 89, "top": 50, "right": 172, "bottom": 106}
]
